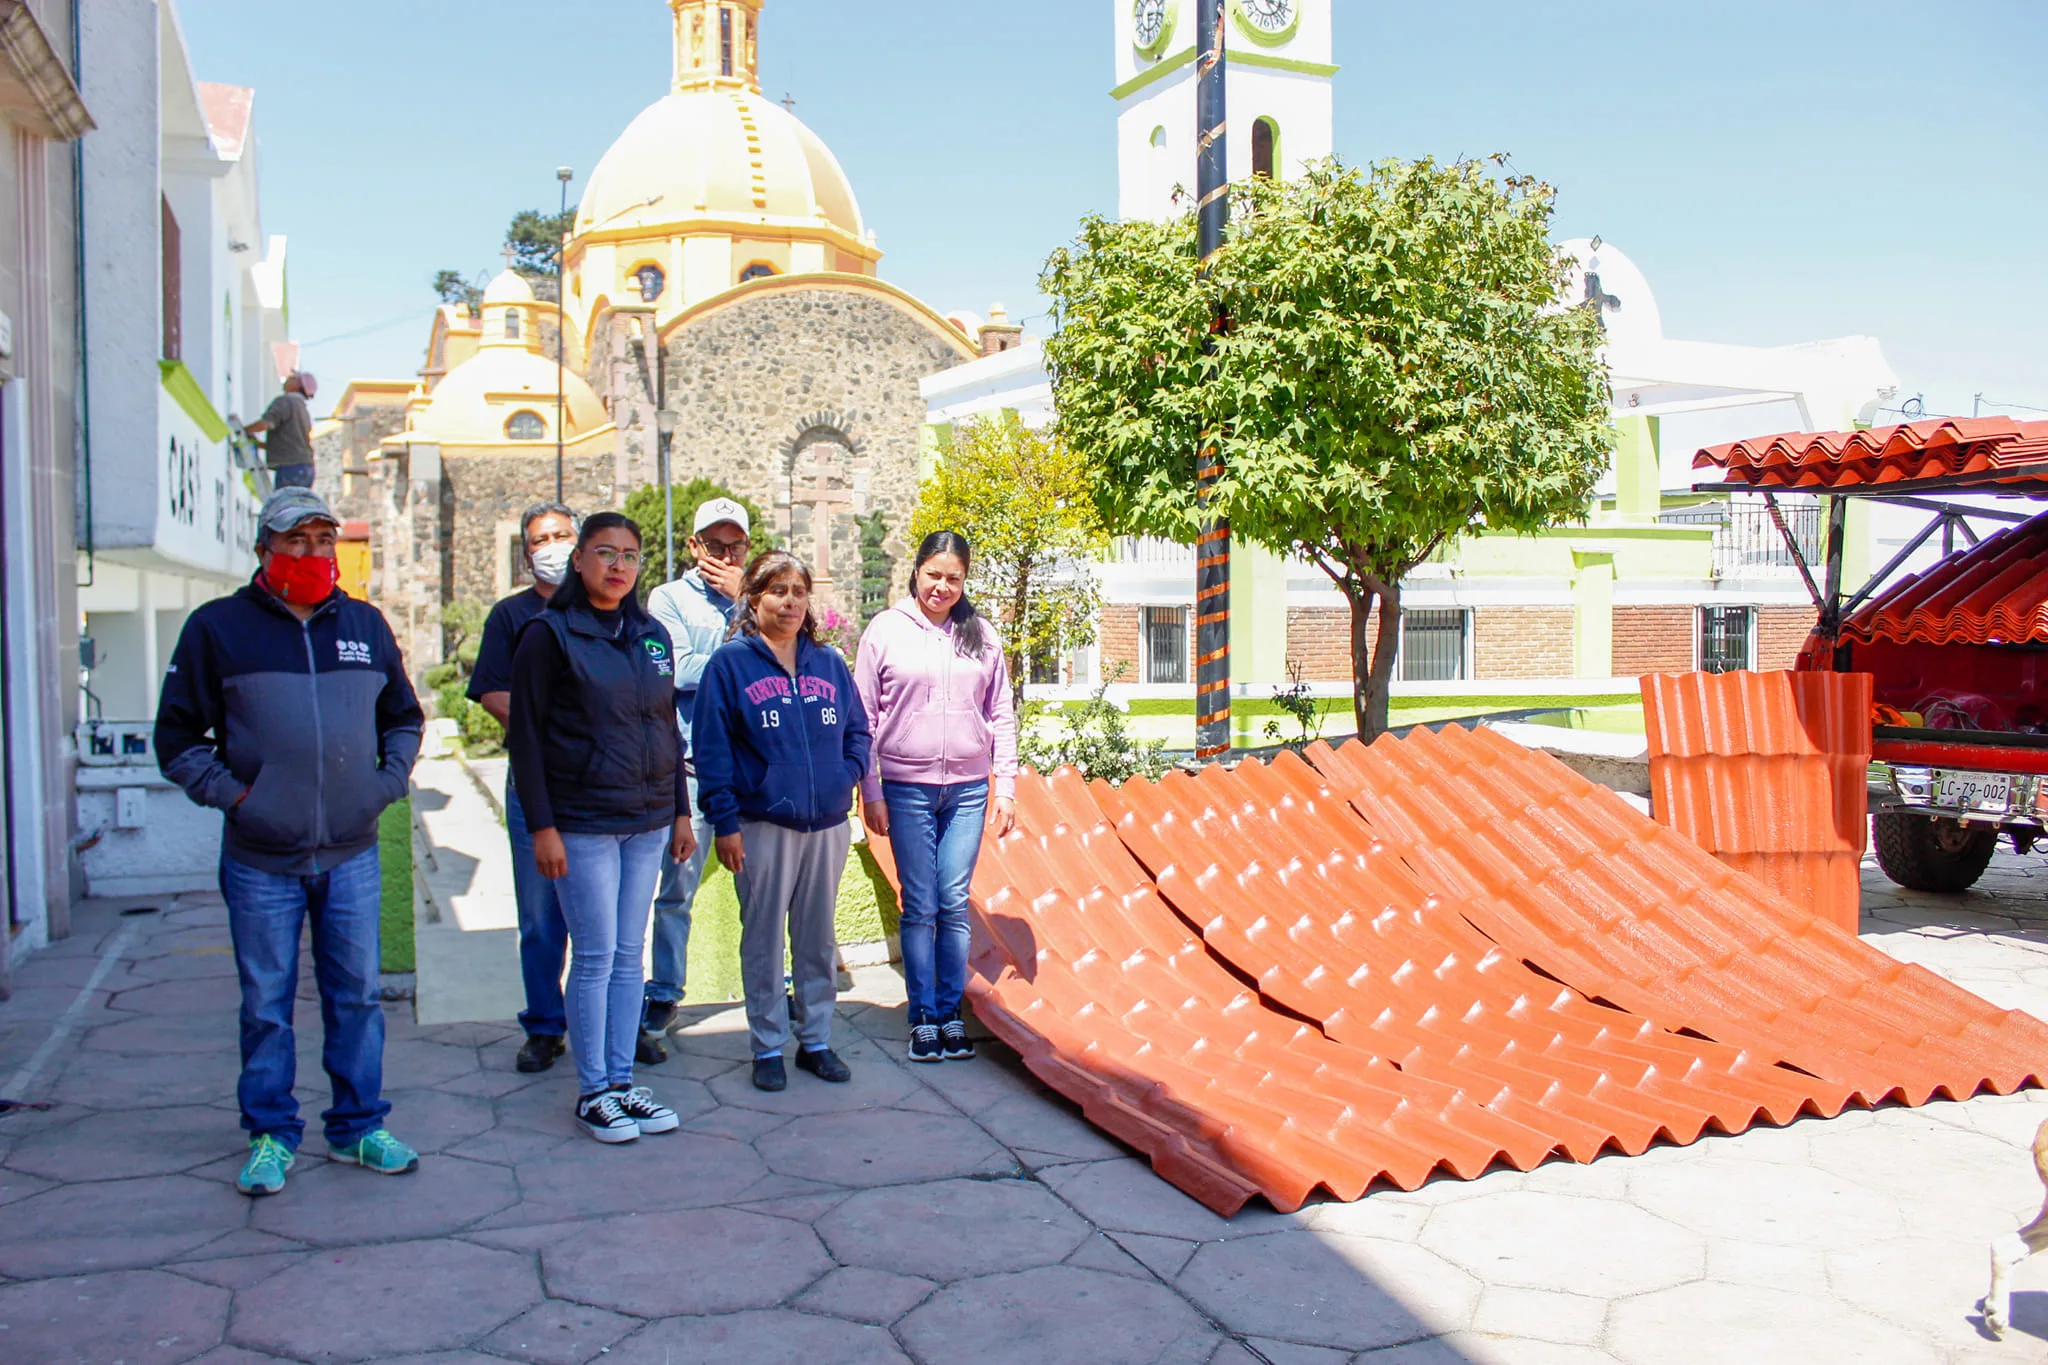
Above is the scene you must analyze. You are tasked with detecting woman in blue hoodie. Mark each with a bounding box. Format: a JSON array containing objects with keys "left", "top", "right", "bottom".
[{"left": 693, "top": 550, "right": 872, "bottom": 1092}]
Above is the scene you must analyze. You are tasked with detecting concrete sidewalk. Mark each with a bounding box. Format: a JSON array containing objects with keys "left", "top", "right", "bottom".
[{"left": 4, "top": 855, "right": 2048, "bottom": 1363}]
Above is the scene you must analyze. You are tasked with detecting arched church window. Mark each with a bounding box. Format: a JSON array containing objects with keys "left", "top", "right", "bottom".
[
  {"left": 633, "top": 264, "right": 666, "bottom": 303},
  {"left": 505, "top": 410, "right": 546, "bottom": 441},
  {"left": 1252, "top": 118, "right": 1278, "bottom": 179},
  {"left": 504, "top": 308, "right": 522, "bottom": 341},
  {"left": 719, "top": 7, "right": 733, "bottom": 77},
  {"left": 740, "top": 262, "right": 776, "bottom": 283}
]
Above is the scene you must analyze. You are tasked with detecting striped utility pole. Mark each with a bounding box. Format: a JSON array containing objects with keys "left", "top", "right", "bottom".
[{"left": 1193, "top": 0, "right": 1231, "bottom": 759}]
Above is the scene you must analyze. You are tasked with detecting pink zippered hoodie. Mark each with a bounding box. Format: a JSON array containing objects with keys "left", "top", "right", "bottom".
[{"left": 853, "top": 599, "right": 1018, "bottom": 803}]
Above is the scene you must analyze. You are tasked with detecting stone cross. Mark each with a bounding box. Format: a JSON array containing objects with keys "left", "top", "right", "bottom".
[
  {"left": 782, "top": 93, "right": 797, "bottom": 111},
  {"left": 1581, "top": 271, "right": 1621, "bottom": 329},
  {"left": 795, "top": 445, "right": 852, "bottom": 581},
  {"left": 502, "top": 244, "right": 518, "bottom": 271}
]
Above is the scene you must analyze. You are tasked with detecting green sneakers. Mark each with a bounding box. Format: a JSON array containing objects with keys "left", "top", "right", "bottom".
[
  {"left": 236, "top": 1134, "right": 295, "bottom": 1197},
  {"left": 327, "top": 1128, "right": 420, "bottom": 1175}
]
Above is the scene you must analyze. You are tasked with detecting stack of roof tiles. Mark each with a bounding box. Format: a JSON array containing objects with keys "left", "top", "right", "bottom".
[
  {"left": 1640, "top": 670, "right": 1872, "bottom": 933},
  {"left": 1696, "top": 418, "right": 2048, "bottom": 491},
  {"left": 1836, "top": 509, "right": 2048, "bottom": 648},
  {"left": 871, "top": 722, "right": 2048, "bottom": 1215}
]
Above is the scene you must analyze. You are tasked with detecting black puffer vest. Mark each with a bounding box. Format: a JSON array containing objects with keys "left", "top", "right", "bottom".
[{"left": 526, "top": 603, "right": 680, "bottom": 834}]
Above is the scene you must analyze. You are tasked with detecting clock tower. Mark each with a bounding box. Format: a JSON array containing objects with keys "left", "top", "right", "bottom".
[{"left": 1113, "top": 0, "right": 1335, "bottom": 222}]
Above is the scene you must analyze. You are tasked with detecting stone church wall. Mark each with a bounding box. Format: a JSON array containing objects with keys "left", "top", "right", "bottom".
[
  {"left": 442, "top": 452, "right": 617, "bottom": 624},
  {"left": 657, "top": 287, "right": 966, "bottom": 611}
]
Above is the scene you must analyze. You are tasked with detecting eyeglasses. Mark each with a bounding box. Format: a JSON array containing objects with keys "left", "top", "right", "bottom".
[
  {"left": 699, "top": 536, "right": 750, "bottom": 559},
  {"left": 588, "top": 547, "right": 643, "bottom": 569}
]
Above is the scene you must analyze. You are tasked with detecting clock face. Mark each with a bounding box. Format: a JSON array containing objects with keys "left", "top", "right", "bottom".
[
  {"left": 1133, "top": 0, "right": 1168, "bottom": 48},
  {"left": 1240, "top": 0, "right": 1295, "bottom": 33}
]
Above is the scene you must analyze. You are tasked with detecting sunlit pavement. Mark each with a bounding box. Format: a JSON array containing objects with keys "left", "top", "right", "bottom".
[{"left": 3, "top": 849, "right": 2047, "bottom": 1364}]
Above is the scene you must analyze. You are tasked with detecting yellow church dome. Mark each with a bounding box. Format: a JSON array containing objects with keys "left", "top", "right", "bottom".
[
  {"left": 576, "top": 86, "right": 863, "bottom": 242},
  {"left": 413, "top": 345, "right": 608, "bottom": 449},
  {"left": 480, "top": 269, "right": 536, "bottom": 307}
]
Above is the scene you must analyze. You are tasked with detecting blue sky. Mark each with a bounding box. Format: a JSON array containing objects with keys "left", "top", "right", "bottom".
[{"left": 179, "top": 1, "right": 2045, "bottom": 423}]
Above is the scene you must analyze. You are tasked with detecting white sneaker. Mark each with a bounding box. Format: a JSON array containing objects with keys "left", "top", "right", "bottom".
[
  {"left": 611, "top": 1084, "right": 678, "bottom": 1135},
  {"left": 576, "top": 1090, "right": 640, "bottom": 1143}
]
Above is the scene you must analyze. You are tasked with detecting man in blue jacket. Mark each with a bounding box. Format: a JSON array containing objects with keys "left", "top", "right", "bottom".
[{"left": 156, "top": 486, "right": 425, "bottom": 1197}]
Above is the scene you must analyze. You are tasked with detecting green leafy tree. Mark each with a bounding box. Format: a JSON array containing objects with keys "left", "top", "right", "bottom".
[
  {"left": 911, "top": 414, "right": 1107, "bottom": 708},
  {"left": 431, "top": 269, "right": 481, "bottom": 314},
  {"left": 1042, "top": 156, "right": 1612, "bottom": 739},
  {"left": 505, "top": 208, "right": 576, "bottom": 280},
  {"left": 622, "top": 478, "right": 774, "bottom": 592},
  {"left": 855, "top": 510, "right": 892, "bottom": 630}
]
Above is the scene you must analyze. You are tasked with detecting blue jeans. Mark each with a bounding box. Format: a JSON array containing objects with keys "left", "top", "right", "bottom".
[
  {"left": 553, "top": 828, "right": 666, "bottom": 1096},
  {"left": 271, "top": 462, "right": 315, "bottom": 488},
  {"left": 646, "top": 775, "right": 714, "bottom": 1008},
  {"left": 883, "top": 780, "right": 988, "bottom": 1024},
  {"left": 505, "top": 779, "right": 568, "bottom": 1037},
  {"left": 219, "top": 846, "right": 389, "bottom": 1150}
]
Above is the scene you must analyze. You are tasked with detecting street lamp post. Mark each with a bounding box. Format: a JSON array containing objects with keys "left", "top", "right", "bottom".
[
  {"left": 657, "top": 409, "right": 679, "bottom": 582},
  {"left": 1193, "top": 0, "right": 1231, "bottom": 760},
  {"left": 554, "top": 166, "right": 574, "bottom": 502}
]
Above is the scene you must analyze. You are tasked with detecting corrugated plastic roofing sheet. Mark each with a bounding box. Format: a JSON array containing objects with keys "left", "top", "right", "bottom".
[
  {"left": 1839, "top": 509, "right": 2048, "bottom": 647},
  {"left": 1640, "top": 670, "right": 1871, "bottom": 934},
  {"left": 1695, "top": 418, "right": 2048, "bottom": 493},
  {"left": 870, "top": 724, "right": 2048, "bottom": 1215}
]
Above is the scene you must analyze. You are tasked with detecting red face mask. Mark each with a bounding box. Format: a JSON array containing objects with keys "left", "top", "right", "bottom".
[{"left": 262, "top": 552, "right": 340, "bottom": 605}]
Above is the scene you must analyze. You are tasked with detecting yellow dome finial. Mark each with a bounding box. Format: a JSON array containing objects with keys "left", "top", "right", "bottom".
[{"left": 670, "top": 0, "right": 763, "bottom": 93}]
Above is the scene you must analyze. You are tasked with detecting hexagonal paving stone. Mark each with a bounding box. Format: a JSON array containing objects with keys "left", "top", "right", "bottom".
[
  {"left": 1606, "top": 1280, "right": 1940, "bottom": 1365},
  {"left": 794, "top": 1266, "right": 937, "bottom": 1325},
  {"left": 1422, "top": 1189, "right": 1704, "bottom": 1298},
  {"left": 541, "top": 1207, "right": 830, "bottom": 1317},
  {"left": 124, "top": 947, "right": 239, "bottom": 983},
  {"left": 1804, "top": 1115, "right": 2037, "bottom": 1218},
  {"left": 52, "top": 1045, "right": 242, "bottom": 1107},
  {"left": 898, "top": 1264, "right": 1218, "bottom": 1365},
  {"left": 1627, "top": 1148, "right": 1902, "bottom": 1248},
  {"left": 608, "top": 1310, "right": 910, "bottom": 1364},
  {"left": 0, "top": 1173, "right": 247, "bottom": 1277},
  {"left": 336, "top": 1088, "right": 498, "bottom": 1156},
  {"left": 79, "top": 1011, "right": 238, "bottom": 1054},
  {"left": 378, "top": 1038, "right": 485, "bottom": 1089},
  {"left": 971, "top": 1092, "right": 1130, "bottom": 1163},
  {"left": 477, "top": 1299, "right": 639, "bottom": 1365},
  {"left": 1038, "top": 1157, "right": 1297, "bottom": 1242},
  {"left": 249, "top": 1154, "right": 516, "bottom": 1245},
  {"left": 0, "top": 1267, "right": 229, "bottom": 1364},
  {"left": 109, "top": 977, "right": 242, "bottom": 1015},
  {"left": 231, "top": 1238, "right": 539, "bottom": 1363},
  {"left": 704, "top": 1038, "right": 919, "bottom": 1114},
  {"left": 475, "top": 1130, "right": 766, "bottom": 1227},
  {"left": 816, "top": 1177, "right": 1089, "bottom": 1280},
  {"left": 7, "top": 1105, "right": 237, "bottom": 1182},
  {"left": 755, "top": 1107, "right": 1015, "bottom": 1187},
  {"left": 1176, "top": 1231, "right": 1479, "bottom": 1351}
]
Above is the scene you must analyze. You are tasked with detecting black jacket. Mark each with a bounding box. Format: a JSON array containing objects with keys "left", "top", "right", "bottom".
[
  {"left": 506, "top": 600, "right": 686, "bottom": 835},
  {"left": 156, "top": 579, "right": 424, "bottom": 875}
]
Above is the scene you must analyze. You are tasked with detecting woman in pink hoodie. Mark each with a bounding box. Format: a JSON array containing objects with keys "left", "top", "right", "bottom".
[{"left": 854, "top": 531, "right": 1018, "bottom": 1063}]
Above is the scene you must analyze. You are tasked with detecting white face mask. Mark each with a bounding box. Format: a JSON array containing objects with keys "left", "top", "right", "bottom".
[{"left": 531, "top": 543, "right": 574, "bottom": 586}]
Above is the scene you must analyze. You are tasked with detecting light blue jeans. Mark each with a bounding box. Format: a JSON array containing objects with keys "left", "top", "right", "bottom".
[
  {"left": 552, "top": 828, "right": 666, "bottom": 1096},
  {"left": 219, "top": 846, "right": 387, "bottom": 1149},
  {"left": 883, "top": 780, "right": 988, "bottom": 1024},
  {"left": 646, "top": 775, "right": 714, "bottom": 1008},
  {"left": 504, "top": 779, "right": 568, "bottom": 1037}
]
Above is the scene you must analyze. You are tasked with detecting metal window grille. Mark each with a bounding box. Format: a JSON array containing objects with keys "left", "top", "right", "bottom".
[
  {"left": 1699, "top": 606, "right": 1754, "bottom": 674},
  {"left": 1029, "top": 652, "right": 1061, "bottom": 686},
  {"left": 1400, "top": 609, "right": 1468, "bottom": 682},
  {"left": 1145, "top": 607, "right": 1187, "bottom": 684}
]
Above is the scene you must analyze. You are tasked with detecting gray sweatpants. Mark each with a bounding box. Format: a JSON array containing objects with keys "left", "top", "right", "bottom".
[{"left": 734, "top": 819, "right": 851, "bottom": 1059}]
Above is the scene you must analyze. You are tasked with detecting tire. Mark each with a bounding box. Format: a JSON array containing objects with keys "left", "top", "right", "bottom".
[{"left": 1871, "top": 811, "right": 1998, "bottom": 893}]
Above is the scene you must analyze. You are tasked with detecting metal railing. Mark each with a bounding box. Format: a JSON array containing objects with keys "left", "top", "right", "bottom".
[
  {"left": 1112, "top": 536, "right": 1196, "bottom": 567},
  {"left": 1660, "top": 497, "right": 1822, "bottom": 577}
]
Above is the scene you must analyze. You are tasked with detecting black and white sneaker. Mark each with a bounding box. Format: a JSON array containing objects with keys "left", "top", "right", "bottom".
[
  {"left": 610, "top": 1084, "right": 678, "bottom": 1135},
  {"left": 940, "top": 1013, "right": 976, "bottom": 1061},
  {"left": 575, "top": 1090, "right": 640, "bottom": 1144},
  {"left": 908, "top": 1019, "right": 944, "bottom": 1063}
]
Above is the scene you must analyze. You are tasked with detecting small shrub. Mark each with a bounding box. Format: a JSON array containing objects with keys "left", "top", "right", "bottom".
[
  {"left": 422, "top": 662, "right": 460, "bottom": 691},
  {"left": 1019, "top": 670, "right": 1170, "bottom": 785},
  {"left": 1263, "top": 661, "right": 1327, "bottom": 752}
]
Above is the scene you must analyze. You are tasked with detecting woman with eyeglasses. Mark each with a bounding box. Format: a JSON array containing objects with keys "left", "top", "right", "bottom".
[{"left": 507, "top": 512, "right": 697, "bottom": 1143}]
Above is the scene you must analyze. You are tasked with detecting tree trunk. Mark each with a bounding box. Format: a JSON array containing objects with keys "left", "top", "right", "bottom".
[
  {"left": 1009, "top": 569, "right": 1031, "bottom": 711},
  {"left": 1349, "top": 577, "right": 1402, "bottom": 742}
]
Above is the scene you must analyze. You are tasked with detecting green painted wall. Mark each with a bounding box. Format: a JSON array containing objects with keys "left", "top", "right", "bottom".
[
  {"left": 1613, "top": 415, "right": 1661, "bottom": 522},
  {"left": 1571, "top": 550, "right": 1616, "bottom": 677},
  {"left": 1230, "top": 540, "right": 1289, "bottom": 686}
]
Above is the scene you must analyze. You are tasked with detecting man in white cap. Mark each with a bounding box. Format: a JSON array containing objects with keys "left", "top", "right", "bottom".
[
  {"left": 155, "top": 486, "right": 423, "bottom": 1197},
  {"left": 638, "top": 495, "right": 751, "bottom": 1057},
  {"left": 244, "top": 372, "right": 319, "bottom": 489}
]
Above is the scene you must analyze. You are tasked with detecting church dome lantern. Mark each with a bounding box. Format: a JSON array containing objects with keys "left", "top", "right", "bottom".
[{"left": 566, "top": 0, "right": 877, "bottom": 327}]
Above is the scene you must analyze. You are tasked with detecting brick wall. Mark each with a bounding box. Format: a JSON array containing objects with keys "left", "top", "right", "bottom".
[
  {"left": 1286, "top": 605, "right": 1372, "bottom": 682},
  {"left": 1098, "top": 605, "right": 1139, "bottom": 684},
  {"left": 1757, "top": 605, "right": 1817, "bottom": 671},
  {"left": 1472, "top": 606, "right": 1574, "bottom": 680},
  {"left": 1613, "top": 605, "right": 1694, "bottom": 677}
]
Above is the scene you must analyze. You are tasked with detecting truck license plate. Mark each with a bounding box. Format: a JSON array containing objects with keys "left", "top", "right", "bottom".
[{"left": 1935, "top": 770, "right": 2012, "bottom": 812}]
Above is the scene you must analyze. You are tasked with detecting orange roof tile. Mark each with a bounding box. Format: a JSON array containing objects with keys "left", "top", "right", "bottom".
[
  {"left": 1840, "top": 509, "right": 2048, "bottom": 647},
  {"left": 868, "top": 710, "right": 2044, "bottom": 1216},
  {"left": 197, "top": 82, "right": 253, "bottom": 159},
  {"left": 1695, "top": 418, "right": 2048, "bottom": 493}
]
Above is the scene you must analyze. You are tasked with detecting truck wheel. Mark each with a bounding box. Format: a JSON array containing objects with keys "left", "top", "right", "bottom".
[{"left": 1872, "top": 811, "right": 1998, "bottom": 893}]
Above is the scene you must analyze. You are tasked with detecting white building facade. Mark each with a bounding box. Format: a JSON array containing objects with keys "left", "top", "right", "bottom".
[{"left": 73, "top": 0, "right": 289, "bottom": 899}]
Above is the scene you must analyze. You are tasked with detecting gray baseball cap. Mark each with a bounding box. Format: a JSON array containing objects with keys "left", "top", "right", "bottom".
[
  {"left": 693, "top": 496, "right": 750, "bottom": 536},
  {"left": 258, "top": 486, "right": 338, "bottom": 537}
]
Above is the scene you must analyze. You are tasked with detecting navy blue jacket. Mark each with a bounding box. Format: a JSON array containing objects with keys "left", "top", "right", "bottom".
[
  {"left": 692, "top": 633, "right": 871, "bottom": 838},
  {"left": 156, "top": 579, "right": 424, "bottom": 875}
]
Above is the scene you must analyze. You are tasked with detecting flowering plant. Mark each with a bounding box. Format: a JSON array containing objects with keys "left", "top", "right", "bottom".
[{"left": 815, "top": 606, "right": 860, "bottom": 658}]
